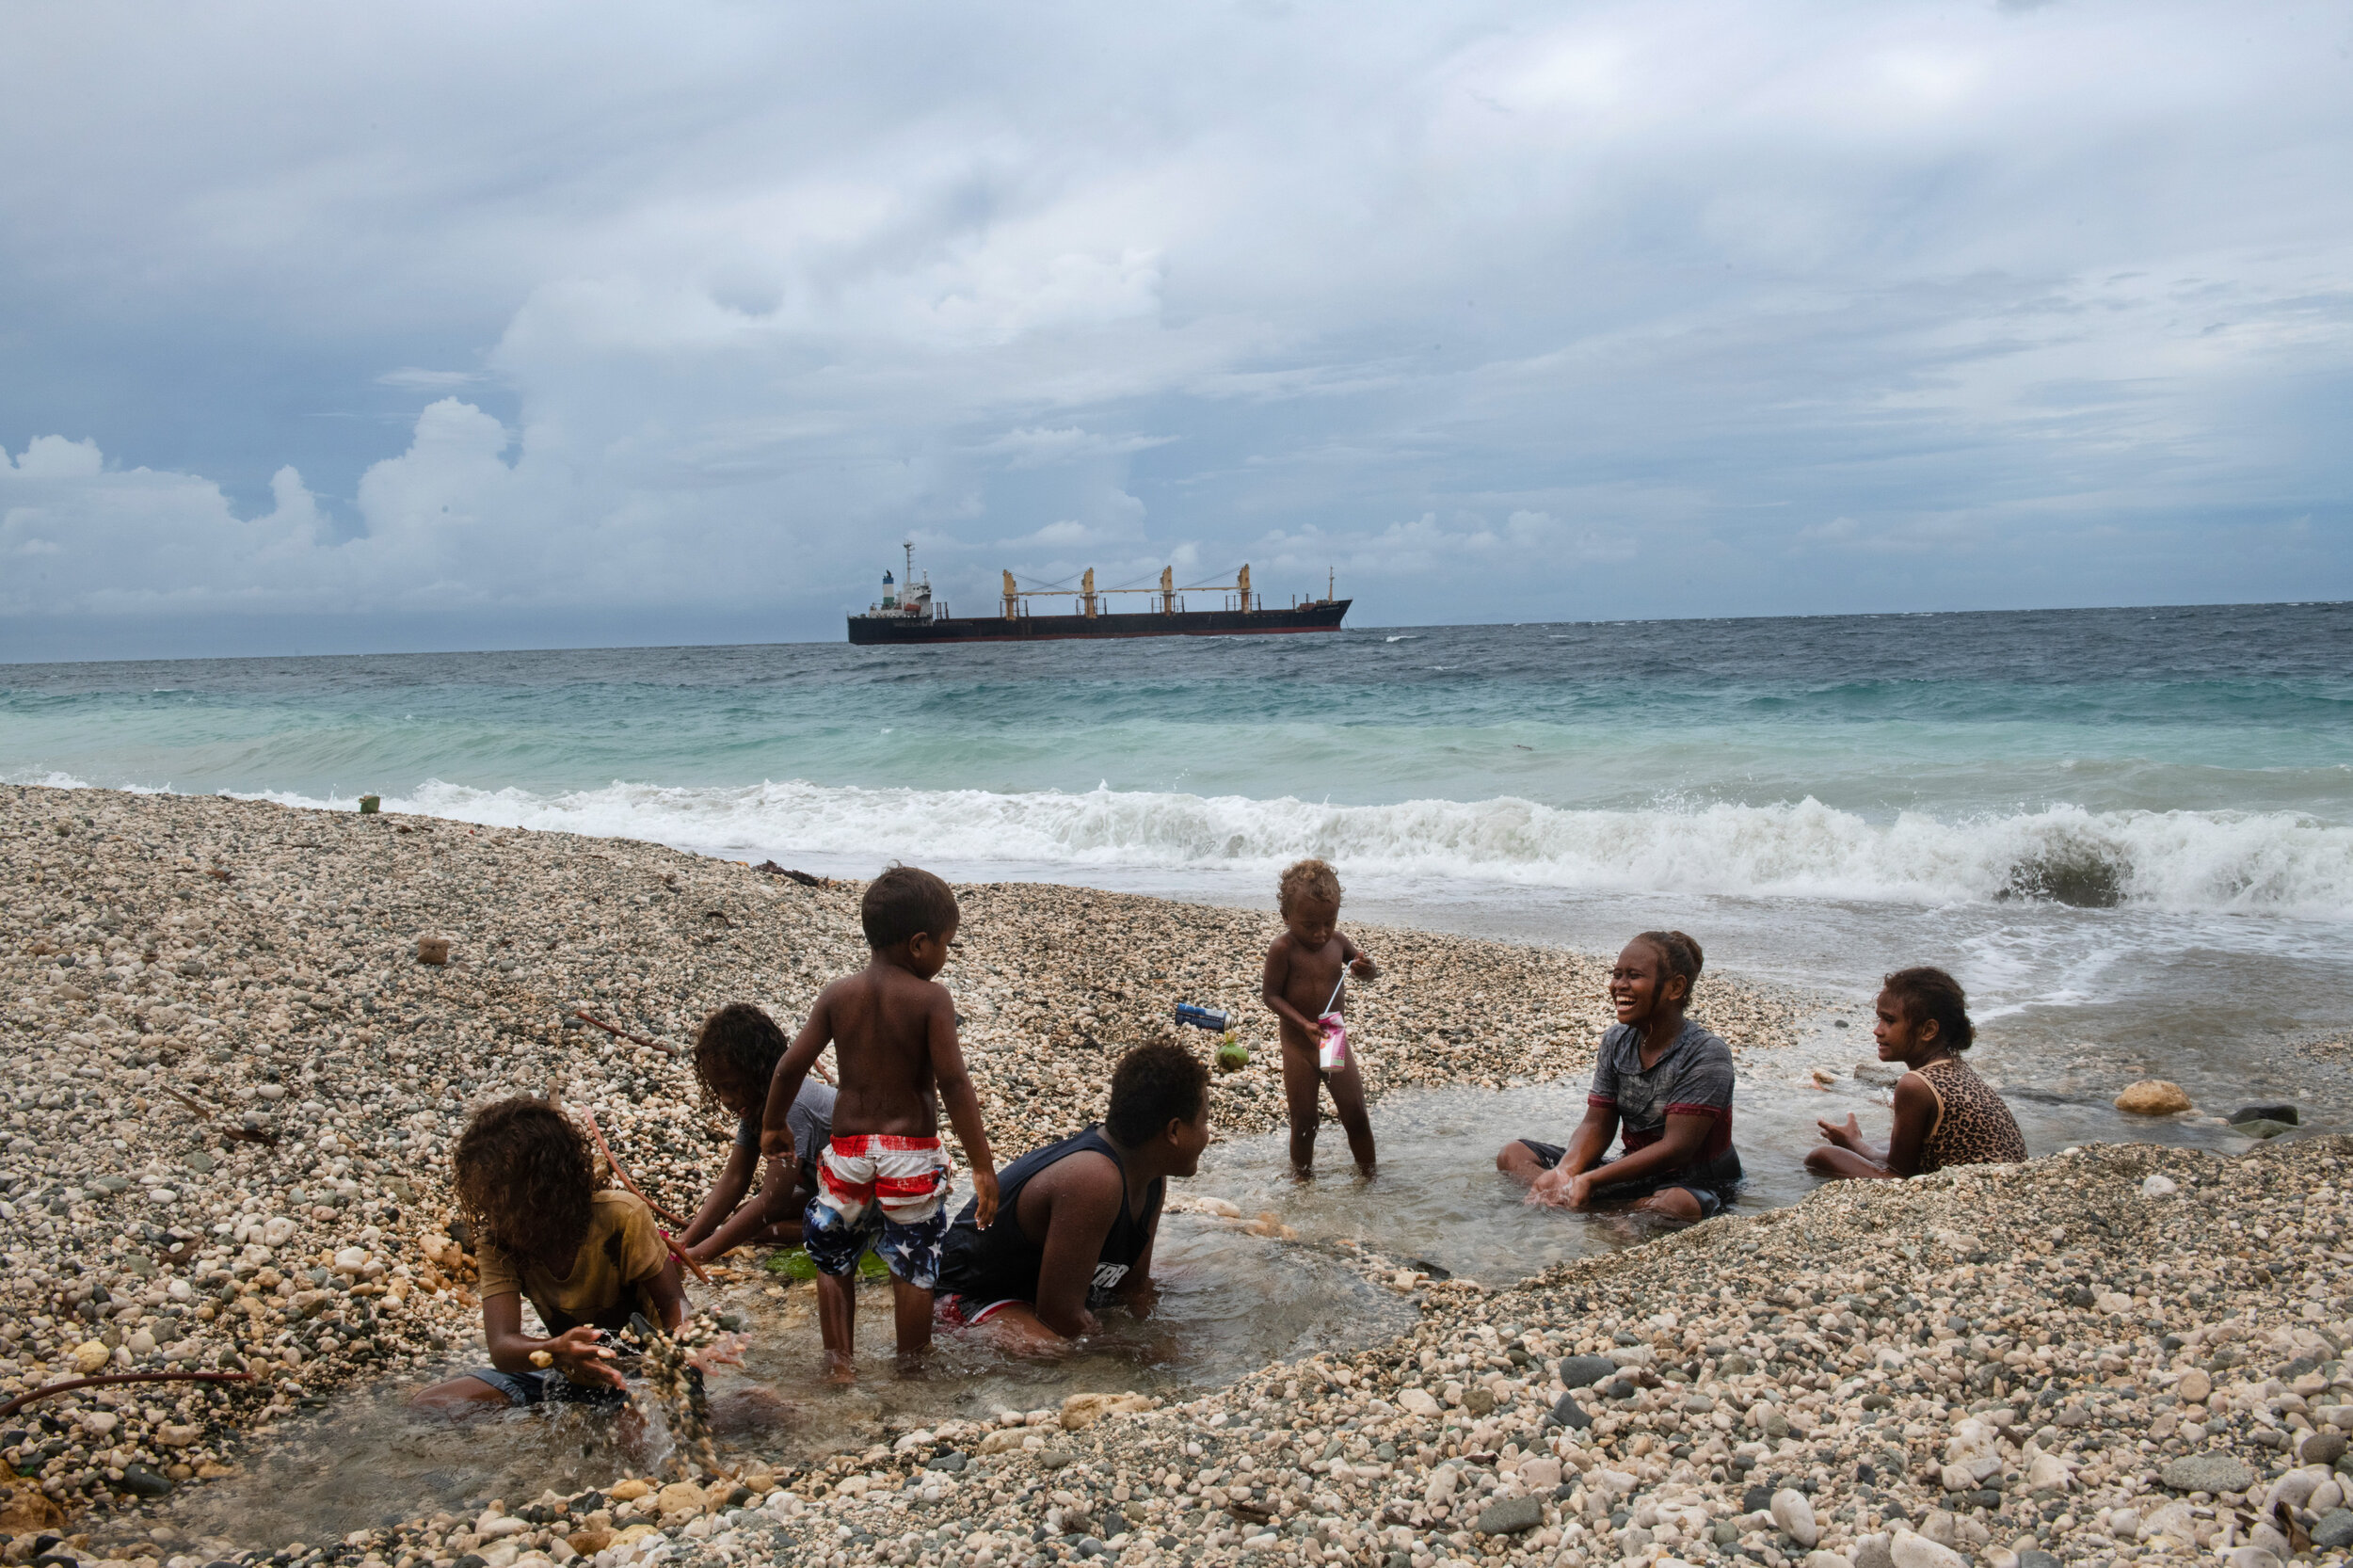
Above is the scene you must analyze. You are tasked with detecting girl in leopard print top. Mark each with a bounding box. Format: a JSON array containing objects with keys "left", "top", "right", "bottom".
[{"left": 1806, "top": 966, "right": 2026, "bottom": 1180}]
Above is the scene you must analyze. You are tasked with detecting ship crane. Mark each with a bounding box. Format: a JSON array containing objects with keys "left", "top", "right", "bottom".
[{"left": 1000, "top": 565, "right": 1257, "bottom": 618}]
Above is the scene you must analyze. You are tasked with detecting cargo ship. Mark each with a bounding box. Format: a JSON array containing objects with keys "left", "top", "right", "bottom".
[{"left": 847, "top": 543, "right": 1351, "bottom": 646}]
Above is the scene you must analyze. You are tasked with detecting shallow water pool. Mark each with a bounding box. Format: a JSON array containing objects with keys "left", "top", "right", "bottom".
[
  {"left": 134, "top": 1037, "right": 2302, "bottom": 1554},
  {"left": 1186, "top": 1028, "right": 2303, "bottom": 1287},
  {"left": 142, "top": 1210, "right": 1411, "bottom": 1550}
]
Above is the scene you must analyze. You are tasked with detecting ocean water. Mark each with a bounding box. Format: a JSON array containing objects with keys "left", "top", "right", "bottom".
[{"left": 7, "top": 602, "right": 2353, "bottom": 1136}]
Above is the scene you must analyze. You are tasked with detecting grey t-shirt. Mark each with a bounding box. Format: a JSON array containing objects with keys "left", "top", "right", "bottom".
[
  {"left": 1590, "top": 1019, "right": 1737, "bottom": 1166},
  {"left": 736, "top": 1080, "right": 835, "bottom": 1179}
]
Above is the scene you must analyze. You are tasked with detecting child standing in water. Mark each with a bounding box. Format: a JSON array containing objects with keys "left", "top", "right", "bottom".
[
  {"left": 1807, "top": 966, "right": 2026, "bottom": 1178},
  {"left": 1261, "top": 857, "right": 1379, "bottom": 1176},
  {"left": 760, "top": 865, "right": 999, "bottom": 1376}
]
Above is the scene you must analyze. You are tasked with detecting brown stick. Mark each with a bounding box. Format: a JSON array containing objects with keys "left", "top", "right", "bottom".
[
  {"left": 572, "top": 1010, "right": 681, "bottom": 1056},
  {"left": 577, "top": 1110, "right": 710, "bottom": 1285},
  {"left": 0, "top": 1370, "right": 255, "bottom": 1421},
  {"left": 163, "top": 1087, "right": 215, "bottom": 1121}
]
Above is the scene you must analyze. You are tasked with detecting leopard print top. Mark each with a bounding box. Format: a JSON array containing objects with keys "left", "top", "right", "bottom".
[{"left": 1917, "top": 1056, "right": 2027, "bottom": 1172}]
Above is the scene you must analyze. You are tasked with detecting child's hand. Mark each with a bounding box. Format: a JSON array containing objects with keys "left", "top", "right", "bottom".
[
  {"left": 1350, "top": 953, "right": 1376, "bottom": 979},
  {"left": 1526, "top": 1167, "right": 1595, "bottom": 1210},
  {"left": 547, "top": 1325, "right": 625, "bottom": 1390},
  {"left": 1816, "top": 1113, "right": 1863, "bottom": 1151},
  {"left": 969, "top": 1167, "right": 1000, "bottom": 1230},
  {"left": 760, "top": 1126, "right": 797, "bottom": 1163}
]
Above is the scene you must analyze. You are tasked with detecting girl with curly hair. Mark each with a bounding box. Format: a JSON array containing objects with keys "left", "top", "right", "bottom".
[
  {"left": 680, "top": 1001, "right": 837, "bottom": 1260},
  {"left": 1807, "top": 966, "right": 2025, "bottom": 1178},
  {"left": 412, "top": 1096, "right": 686, "bottom": 1413}
]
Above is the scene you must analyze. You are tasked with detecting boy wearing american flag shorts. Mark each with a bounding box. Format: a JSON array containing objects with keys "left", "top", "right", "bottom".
[{"left": 760, "top": 865, "right": 999, "bottom": 1376}]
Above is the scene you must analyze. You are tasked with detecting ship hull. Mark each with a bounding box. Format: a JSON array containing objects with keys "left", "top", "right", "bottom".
[{"left": 847, "top": 600, "right": 1350, "bottom": 645}]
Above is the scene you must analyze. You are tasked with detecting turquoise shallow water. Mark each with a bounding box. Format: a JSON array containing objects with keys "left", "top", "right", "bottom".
[{"left": 7, "top": 601, "right": 2353, "bottom": 1121}]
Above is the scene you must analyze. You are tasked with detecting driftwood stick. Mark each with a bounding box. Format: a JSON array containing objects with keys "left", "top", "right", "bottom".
[
  {"left": 0, "top": 1370, "right": 255, "bottom": 1420},
  {"left": 577, "top": 1110, "right": 710, "bottom": 1285},
  {"left": 163, "top": 1087, "right": 216, "bottom": 1121},
  {"left": 572, "top": 1010, "right": 681, "bottom": 1056}
]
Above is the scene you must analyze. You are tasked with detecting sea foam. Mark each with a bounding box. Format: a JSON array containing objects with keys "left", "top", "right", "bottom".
[{"left": 208, "top": 777, "right": 2353, "bottom": 919}]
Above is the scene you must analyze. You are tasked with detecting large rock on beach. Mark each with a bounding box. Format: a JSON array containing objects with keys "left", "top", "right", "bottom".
[
  {"left": 2115, "top": 1079, "right": 2193, "bottom": 1114},
  {"left": 1474, "top": 1495, "right": 1543, "bottom": 1535},
  {"left": 2231, "top": 1103, "right": 2298, "bottom": 1126},
  {"left": 1890, "top": 1528, "right": 1965, "bottom": 1568},
  {"left": 1771, "top": 1487, "right": 1820, "bottom": 1547},
  {"left": 1554, "top": 1353, "right": 1619, "bottom": 1388}
]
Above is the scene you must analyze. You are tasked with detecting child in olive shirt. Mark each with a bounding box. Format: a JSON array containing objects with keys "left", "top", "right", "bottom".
[{"left": 411, "top": 1096, "right": 686, "bottom": 1412}]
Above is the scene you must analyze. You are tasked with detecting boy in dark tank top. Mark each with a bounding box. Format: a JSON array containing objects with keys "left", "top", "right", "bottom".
[{"left": 936, "top": 1041, "right": 1211, "bottom": 1345}]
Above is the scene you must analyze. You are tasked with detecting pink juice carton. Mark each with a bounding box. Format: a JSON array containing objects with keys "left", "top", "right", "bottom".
[{"left": 1317, "top": 1012, "right": 1348, "bottom": 1072}]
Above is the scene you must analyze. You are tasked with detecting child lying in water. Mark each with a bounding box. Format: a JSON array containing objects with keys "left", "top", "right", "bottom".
[{"left": 411, "top": 1096, "right": 686, "bottom": 1412}]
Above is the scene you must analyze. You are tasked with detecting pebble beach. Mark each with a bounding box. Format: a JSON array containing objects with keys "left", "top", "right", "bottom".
[{"left": 3, "top": 784, "right": 2348, "bottom": 1568}]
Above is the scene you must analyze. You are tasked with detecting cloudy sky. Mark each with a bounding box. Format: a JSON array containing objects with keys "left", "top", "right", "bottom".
[{"left": 4, "top": 0, "right": 2349, "bottom": 658}]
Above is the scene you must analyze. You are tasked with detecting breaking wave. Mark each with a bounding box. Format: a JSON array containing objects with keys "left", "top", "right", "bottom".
[{"left": 232, "top": 778, "right": 2353, "bottom": 918}]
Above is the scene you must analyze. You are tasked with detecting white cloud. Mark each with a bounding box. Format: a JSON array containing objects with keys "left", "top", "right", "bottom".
[
  {"left": 0, "top": 0, "right": 2347, "bottom": 647},
  {"left": 7, "top": 436, "right": 104, "bottom": 480},
  {"left": 1, "top": 442, "right": 328, "bottom": 615},
  {"left": 979, "top": 427, "right": 1176, "bottom": 469}
]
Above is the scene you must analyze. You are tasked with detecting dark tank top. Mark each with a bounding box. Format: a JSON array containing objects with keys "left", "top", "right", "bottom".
[{"left": 937, "top": 1126, "right": 1164, "bottom": 1307}]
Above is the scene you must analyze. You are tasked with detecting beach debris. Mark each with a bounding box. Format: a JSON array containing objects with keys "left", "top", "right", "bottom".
[
  {"left": 1216, "top": 1035, "right": 1250, "bottom": 1071},
  {"left": 0, "top": 1369, "right": 255, "bottom": 1420},
  {"left": 754, "top": 860, "right": 823, "bottom": 886},
  {"left": 415, "top": 935, "right": 451, "bottom": 965},
  {"left": 574, "top": 1007, "right": 684, "bottom": 1055},
  {"left": 577, "top": 1107, "right": 708, "bottom": 1282},
  {"left": 358, "top": 794, "right": 380, "bottom": 814},
  {"left": 2114, "top": 1079, "right": 2192, "bottom": 1114}
]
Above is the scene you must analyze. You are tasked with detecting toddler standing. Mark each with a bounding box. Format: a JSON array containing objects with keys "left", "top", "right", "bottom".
[{"left": 1260, "top": 857, "right": 1378, "bottom": 1176}]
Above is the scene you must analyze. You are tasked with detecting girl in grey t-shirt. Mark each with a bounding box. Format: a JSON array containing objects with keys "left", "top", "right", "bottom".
[{"left": 1496, "top": 930, "right": 1743, "bottom": 1220}]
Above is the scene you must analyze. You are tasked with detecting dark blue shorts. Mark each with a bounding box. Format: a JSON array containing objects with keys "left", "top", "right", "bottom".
[{"left": 467, "top": 1366, "right": 631, "bottom": 1409}]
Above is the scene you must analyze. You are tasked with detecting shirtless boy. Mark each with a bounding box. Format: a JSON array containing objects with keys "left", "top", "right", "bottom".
[
  {"left": 760, "top": 865, "right": 999, "bottom": 1373},
  {"left": 1260, "top": 857, "right": 1378, "bottom": 1176}
]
